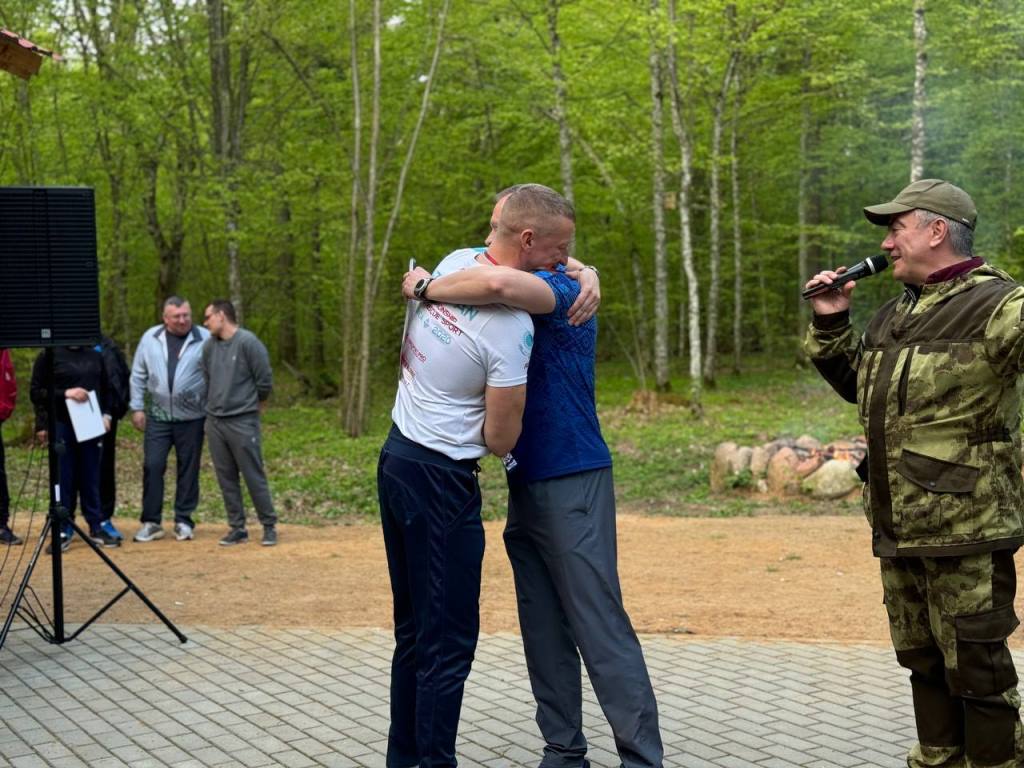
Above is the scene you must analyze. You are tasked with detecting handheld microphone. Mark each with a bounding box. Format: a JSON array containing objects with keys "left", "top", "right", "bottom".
[{"left": 801, "top": 254, "right": 889, "bottom": 300}]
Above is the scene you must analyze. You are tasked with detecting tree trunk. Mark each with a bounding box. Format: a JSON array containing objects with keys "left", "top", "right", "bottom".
[
  {"left": 346, "top": 0, "right": 451, "bottom": 436},
  {"left": 310, "top": 205, "right": 329, "bottom": 397},
  {"left": 206, "top": 0, "right": 251, "bottom": 321},
  {"left": 342, "top": 0, "right": 362, "bottom": 429},
  {"left": 141, "top": 153, "right": 187, "bottom": 313},
  {"left": 630, "top": 245, "right": 651, "bottom": 390},
  {"left": 277, "top": 198, "right": 298, "bottom": 366},
  {"left": 796, "top": 51, "right": 811, "bottom": 344},
  {"left": 666, "top": 0, "right": 701, "bottom": 413},
  {"left": 910, "top": 0, "right": 927, "bottom": 182},
  {"left": 703, "top": 52, "right": 737, "bottom": 386},
  {"left": 348, "top": 0, "right": 383, "bottom": 437},
  {"left": 648, "top": 0, "right": 670, "bottom": 392},
  {"left": 730, "top": 68, "right": 743, "bottom": 374}
]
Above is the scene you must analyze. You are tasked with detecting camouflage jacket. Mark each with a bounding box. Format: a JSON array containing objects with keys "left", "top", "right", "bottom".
[{"left": 804, "top": 264, "right": 1024, "bottom": 557}]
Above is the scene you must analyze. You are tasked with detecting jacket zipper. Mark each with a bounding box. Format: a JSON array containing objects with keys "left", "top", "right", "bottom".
[
  {"left": 860, "top": 351, "right": 878, "bottom": 421},
  {"left": 897, "top": 346, "right": 914, "bottom": 416}
]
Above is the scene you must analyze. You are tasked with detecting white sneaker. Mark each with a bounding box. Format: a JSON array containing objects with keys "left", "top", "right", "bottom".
[
  {"left": 174, "top": 522, "right": 194, "bottom": 541},
  {"left": 133, "top": 522, "right": 165, "bottom": 542}
]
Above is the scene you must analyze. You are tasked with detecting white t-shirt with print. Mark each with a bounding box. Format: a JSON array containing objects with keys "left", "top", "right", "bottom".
[{"left": 392, "top": 248, "right": 534, "bottom": 460}]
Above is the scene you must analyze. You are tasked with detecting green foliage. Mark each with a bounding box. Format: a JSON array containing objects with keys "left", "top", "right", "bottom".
[{"left": 2, "top": 0, "right": 1023, "bottom": 426}]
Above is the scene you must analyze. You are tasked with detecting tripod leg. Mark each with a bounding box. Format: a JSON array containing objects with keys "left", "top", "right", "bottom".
[
  {"left": 66, "top": 519, "right": 187, "bottom": 644},
  {"left": 0, "top": 516, "right": 53, "bottom": 650}
]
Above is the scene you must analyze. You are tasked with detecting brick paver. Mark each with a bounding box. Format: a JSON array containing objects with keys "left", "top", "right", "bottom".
[{"left": 0, "top": 625, "right": 915, "bottom": 767}]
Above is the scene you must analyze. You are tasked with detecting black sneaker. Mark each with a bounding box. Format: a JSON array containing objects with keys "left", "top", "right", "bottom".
[
  {"left": 261, "top": 526, "right": 277, "bottom": 547},
  {"left": 219, "top": 528, "right": 248, "bottom": 546},
  {"left": 90, "top": 528, "right": 121, "bottom": 548},
  {"left": 0, "top": 527, "right": 22, "bottom": 546},
  {"left": 46, "top": 527, "right": 74, "bottom": 555}
]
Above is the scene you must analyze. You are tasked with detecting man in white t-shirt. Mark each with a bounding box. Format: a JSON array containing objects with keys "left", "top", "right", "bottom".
[{"left": 378, "top": 184, "right": 575, "bottom": 768}]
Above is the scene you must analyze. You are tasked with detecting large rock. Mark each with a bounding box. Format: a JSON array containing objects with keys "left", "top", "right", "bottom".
[
  {"left": 795, "top": 434, "right": 822, "bottom": 452},
  {"left": 766, "top": 437, "right": 796, "bottom": 453},
  {"left": 710, "top": 442, "right": 740, "bottom": 493},
  {"left": 795, "top": 455, "right": 825, "bottom": 478},
  {"left": 766, "top": 447, "right": 801, "bottom": 495},
  {"left": 749, "top": 446, "right": 771, "bottom": 476},
  {"left": 730, "top": 446, "right": 753, "bottom": 474},
  {"left": 802, "top": 459, "right": 861, "bottom": 499}
]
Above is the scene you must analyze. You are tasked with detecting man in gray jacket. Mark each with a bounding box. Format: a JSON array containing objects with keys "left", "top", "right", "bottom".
[
  {"left": 130, "top": 296, "right": 210, "bottom": 543},
  {"left": 201, "top": 299, "right": 278, "bottom": 547}
]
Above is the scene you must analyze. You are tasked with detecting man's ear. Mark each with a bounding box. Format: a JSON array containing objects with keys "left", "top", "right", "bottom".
[
  {"left": 519, "top": 228, "right": 534, "bottom": 249},
  {"left": 928, "top": 217, "right": 948, "bottom": 248}
]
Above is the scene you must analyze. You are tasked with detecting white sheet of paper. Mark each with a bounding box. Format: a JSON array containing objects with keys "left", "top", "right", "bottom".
[{"left": 66, "top": 390, "right": 106, "bottom": 442}]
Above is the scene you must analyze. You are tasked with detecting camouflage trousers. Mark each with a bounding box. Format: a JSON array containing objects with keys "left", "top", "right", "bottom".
[{"left": 881, "top": 549, "right": 1024, "bottom": 768}]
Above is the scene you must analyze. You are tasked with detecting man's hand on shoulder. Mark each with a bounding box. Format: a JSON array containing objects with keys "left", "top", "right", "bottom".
[{"left": 565, "top": 265, "right": 601, "bottom": 326}]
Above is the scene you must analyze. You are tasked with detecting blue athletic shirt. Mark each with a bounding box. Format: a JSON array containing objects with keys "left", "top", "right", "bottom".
[{"left": 506, "top": 266, "right": 612, "bottom": 484}]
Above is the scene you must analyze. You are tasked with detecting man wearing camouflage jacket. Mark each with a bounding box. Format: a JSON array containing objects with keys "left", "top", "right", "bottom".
[{"left": 804, "top": 179, "right": 1023, "bottom": 768}]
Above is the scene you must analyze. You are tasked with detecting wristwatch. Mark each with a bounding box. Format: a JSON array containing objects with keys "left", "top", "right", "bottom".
[{"left": 413, "top": 276, "right": 434, "bottom": 300}]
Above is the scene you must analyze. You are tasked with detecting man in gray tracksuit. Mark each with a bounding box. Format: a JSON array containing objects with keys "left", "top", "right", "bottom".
[
  {"left": 130, "top": 296, "right": 210, "bottom": 543},
  {"left": 200, "top": 299, "right": 278, "bottom": 547}
]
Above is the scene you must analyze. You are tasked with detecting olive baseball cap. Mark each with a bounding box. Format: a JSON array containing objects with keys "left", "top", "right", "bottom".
[{"left": 863, "top": 178, "right": 977, "bottom": 230}]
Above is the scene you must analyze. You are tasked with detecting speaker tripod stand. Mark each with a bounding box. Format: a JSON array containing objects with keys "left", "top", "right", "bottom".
[{"left": 0, "top": 348, "right": 186, "bottom": 651}]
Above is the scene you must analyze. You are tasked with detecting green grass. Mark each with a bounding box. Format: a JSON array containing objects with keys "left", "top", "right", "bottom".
[{"left": 2, "top": 356, "right": 865, "bottom": 526}]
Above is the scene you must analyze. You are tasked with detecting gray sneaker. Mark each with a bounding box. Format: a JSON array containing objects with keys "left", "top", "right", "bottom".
[
  {"left": 219, "top": 528, "right": 248, "bottom": 546},
  {"left": 261, "top": 526, "right": 277, "bottom": 547},
  {"left": 173, "top": 522, "right": 194, "bottom": 541},
  {"left": 133, "top": 522, "right": 165, "bottom": 542}
]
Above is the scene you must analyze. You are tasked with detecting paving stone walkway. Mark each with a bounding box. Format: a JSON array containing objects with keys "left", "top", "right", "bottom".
[{"left": 0, "top": 624, "right": 915, "bottom": 767}]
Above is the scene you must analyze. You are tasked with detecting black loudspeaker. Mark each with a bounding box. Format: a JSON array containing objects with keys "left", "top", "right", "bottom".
[{"left": 0, "top": 186, "right": 101, "bottom": 348}]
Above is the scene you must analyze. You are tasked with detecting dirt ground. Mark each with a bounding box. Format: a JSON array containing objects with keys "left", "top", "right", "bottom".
[{"left": 7, "top": 514, "right": 1023, "bottom": 646}]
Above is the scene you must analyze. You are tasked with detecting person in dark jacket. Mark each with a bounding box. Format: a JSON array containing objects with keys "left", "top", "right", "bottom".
[
  {"left": 98, "top": 336, "right": 131, "bottom": 540},
  {"left": 31, "top": 345, "right": 119, "bottom": 551},
  {"left": 0, "top": 349, "right": 21, "bottom": 545}
]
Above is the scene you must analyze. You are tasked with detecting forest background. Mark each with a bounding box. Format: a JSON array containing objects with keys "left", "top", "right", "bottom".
[{"left": 1, "top": 0, "right": 1021, "bottom": 521}]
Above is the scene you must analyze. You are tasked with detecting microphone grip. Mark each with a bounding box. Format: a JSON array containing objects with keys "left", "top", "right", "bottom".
[{"left": 801, "top": 282, "right": 835, "bottom": 300}]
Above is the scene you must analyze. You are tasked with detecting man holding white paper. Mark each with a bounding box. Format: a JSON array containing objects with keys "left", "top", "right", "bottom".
[{"left": 30, "top": 345, "right": 118, "bottom": 550}]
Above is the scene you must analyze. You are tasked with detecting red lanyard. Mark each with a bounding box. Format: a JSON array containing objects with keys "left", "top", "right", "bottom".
[{"left": 482, "top": 251, "right": 498, "bottom": 266}]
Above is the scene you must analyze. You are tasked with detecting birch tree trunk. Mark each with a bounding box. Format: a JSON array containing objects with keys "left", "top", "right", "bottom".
[
  {"left": 910, "top": 0, "right": 927, "bottom": 182},
  {"left": 666, "top": 0, "right": 701, "bottom": 413},
  {"left": 750, "top": 181, "right": 769, "bottom": 347},
  {"left": 346, "top": 0, "right": 451, "bottom": 436},
  {"left": 347, "top": 0, "right": 382, "bottom": 437},
  {"left": 342, "top": 0, "right": 364, "bottom": 430},
  {"left": 703, "top": 52, "right": 737, "bottom": 386},
  {"left": 648, "top": 0, "right": 670, "bottom": 392},
  {"left": 796, "top": 66, "right": 811, "bottom": 342},
  {"left": 730, "top": 68, "right": 743, "bottom": 374}
]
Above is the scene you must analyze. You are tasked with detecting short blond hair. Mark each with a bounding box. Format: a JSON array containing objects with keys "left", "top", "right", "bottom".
[{"left": 497, "top": 183, "right": 574, "bottom": 237}]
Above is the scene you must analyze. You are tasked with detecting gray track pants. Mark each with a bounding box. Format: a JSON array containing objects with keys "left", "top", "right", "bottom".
[
  {"left": 505, "top": 467, "right": 663, "bottom": 768},
  {"left": 206, "top": 413, "right": 276, "bottom": 530}
]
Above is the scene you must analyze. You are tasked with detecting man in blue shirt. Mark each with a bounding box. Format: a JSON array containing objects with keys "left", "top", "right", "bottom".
[{"left": 403, "top": 184, "right": 663, "bottom": 768}]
